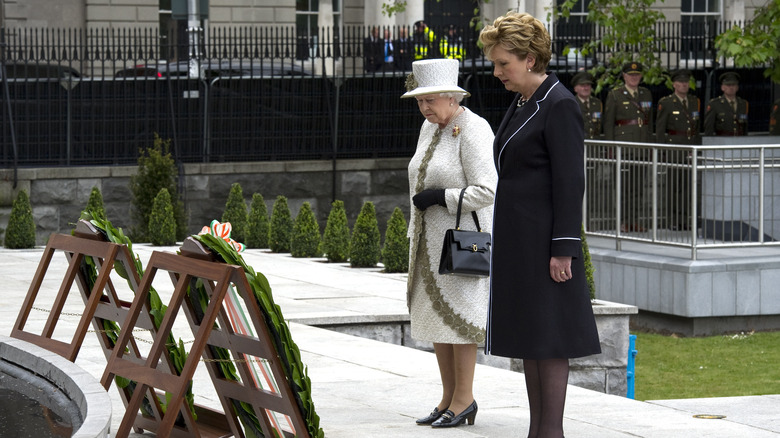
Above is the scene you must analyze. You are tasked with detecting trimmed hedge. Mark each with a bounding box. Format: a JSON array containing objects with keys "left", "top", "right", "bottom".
[
  {"left": 349, "top": 201, "right": 381, "bottom": 267},
  {"left": 381, "top": 207, "right": 409, "bottom": 273},
  {"left": 247, "top": 193, "right": 270, "bottom": 249},
  {"left": 222, "top": 182, "right": 249, "bottom": 244},
  {"left": 291, "top": 202, "right": 322, "bottom": 258},
  {"left": 320, "top": 200, "right": 350, "bottom": 263},
  {"left": 148, "top": 188, "right": 177, "bottom": 246},
  {"left": 269, "top": 195, "right": 293, "bottom": 253},
  {"left": 4, "top": 190, "right": 36, "bottom": 249}
]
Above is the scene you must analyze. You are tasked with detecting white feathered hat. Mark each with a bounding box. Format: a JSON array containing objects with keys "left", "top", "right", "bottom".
[{"left": 401, "top": 58, "right": 470, "bottom": 98}]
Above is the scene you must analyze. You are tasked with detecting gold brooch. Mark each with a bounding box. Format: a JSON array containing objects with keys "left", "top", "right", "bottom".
[
  {"left": 452, "top": 125, "right": 461, "bottom": 137},
  {"left": 405, "top": 73, "right": 418, "bottom": 92}
]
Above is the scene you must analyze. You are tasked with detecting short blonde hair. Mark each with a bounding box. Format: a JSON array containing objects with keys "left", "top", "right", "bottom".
[{"left": 479, "top": 12, "right": 552, "bottom": 74}]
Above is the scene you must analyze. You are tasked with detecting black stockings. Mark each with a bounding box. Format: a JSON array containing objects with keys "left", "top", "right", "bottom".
[{"left": 523, "top": 358, "right": 569, "bottom": 438}]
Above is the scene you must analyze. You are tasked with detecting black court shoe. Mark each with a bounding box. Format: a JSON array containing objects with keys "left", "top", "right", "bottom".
[
  {"left": 431, "top": 400, "right": 478, "bottom": 428},
  {"left": 416, "top": 406, "right": 446, "bottom": 425}
]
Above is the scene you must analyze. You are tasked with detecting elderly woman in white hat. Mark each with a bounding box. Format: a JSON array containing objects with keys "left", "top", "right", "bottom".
[{"left": 402, "top": 58, "right": 496, "bottom": 428}]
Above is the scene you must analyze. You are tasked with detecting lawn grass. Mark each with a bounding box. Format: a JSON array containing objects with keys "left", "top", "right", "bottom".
[{"left": 633, "top": 330, "right": 780, "bottom": 401}]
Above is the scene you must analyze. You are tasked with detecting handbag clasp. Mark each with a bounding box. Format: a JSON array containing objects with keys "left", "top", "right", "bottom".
[{"left": 472, "top": 243, "right": 478, "bottom": 252}]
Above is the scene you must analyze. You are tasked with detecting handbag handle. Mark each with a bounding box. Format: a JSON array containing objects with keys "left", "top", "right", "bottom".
[{"left": 455, "top": 188, "right": 483, "bottom": 232}]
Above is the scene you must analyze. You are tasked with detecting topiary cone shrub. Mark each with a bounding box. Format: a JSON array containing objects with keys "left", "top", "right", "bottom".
[
  {"left": 129, "top": 133, "right": 187, "bottom": 242},
  {"left": 268, "top": 195, "right": 293, "bottom": 253},
  {"left": 222, "top": 182, "right": 249, "bottom": 244},
  {"left": 148, "top": 188, "right": 177, "bottom": 246},
  {"left": 349, "top": 201, "right": 381, "bottom": 268},
  {"left": 85, "top": 186, "right": 107, "bottom": 221},
  {"left": 246, "top": 193, "right": 269, "bottom": 249},
  {"left": 381, "top": 207, "right": 409, "bottom": 273},
  {"left": 320, "top": 200, "right": 350, "bottom": 263},
  {"left": 582, "top": 224, "right": 596, "bottom": 301},
  {"left": 4, "top": 190, "right": 36, "bottom": 249},
  {"left": 291, "top": 202, "right": 322, "bottom": 258}
]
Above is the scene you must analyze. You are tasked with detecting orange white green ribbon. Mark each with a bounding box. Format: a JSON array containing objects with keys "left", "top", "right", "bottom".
[{"left": 198, "top": 220, "right": 245, "bottom": 252}]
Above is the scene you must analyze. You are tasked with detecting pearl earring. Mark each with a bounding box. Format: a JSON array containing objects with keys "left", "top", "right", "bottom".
[
  {"left": 528, "top": 68, "right": 532, "bottom": 72},
  {"left": 450, "top": 103, "right": 453, "bottom": 106}
]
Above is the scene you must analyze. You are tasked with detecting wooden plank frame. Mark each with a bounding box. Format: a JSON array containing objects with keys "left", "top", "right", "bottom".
[{"left": 101, "top": 237, "right": 310, "bottom": 438}]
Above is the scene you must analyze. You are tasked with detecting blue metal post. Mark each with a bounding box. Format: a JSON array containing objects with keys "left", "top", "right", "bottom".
[{"left": 627, "top": 334, "right": 637, "bottom": 399}]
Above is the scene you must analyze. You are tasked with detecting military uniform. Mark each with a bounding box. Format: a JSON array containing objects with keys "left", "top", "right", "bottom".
[
  {"left": 704, "top": 72, "right": 749, "bottom": 136},
  {"left": 770, "top": 99, "right": 780, "bottom": 135},
  {"left": 656, "top": 95, "right": 700, "bottom": 145},
  {"left": 604, "top": 62, "right": 654, "bottom": 232},
  {"left": 604, "top": 85, "right": 654, "bottom": 142},
  {"left": 704, "top": 95, "right": 749, "bottom": 136},
  {"left": 656, "top": 70, "right": 700, "bottom": 230}
]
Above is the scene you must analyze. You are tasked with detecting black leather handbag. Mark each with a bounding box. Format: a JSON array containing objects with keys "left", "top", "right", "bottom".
[{"left": 438, "top": 188, "right": 491, "bottom": 277}]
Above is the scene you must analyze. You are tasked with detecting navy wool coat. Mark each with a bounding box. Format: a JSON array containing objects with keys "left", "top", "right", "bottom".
[{"left": 486, "top": 73, "right": 601, "bottom": 360}]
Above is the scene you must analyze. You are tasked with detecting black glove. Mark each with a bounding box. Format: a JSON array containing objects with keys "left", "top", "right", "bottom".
[{"left": 412, "top": 189, "right": 446, "bottom": 211}]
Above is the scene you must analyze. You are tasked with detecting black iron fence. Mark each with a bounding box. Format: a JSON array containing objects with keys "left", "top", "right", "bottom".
[{"left": 0, "top": 23, "right": 776, "bottom": 168}]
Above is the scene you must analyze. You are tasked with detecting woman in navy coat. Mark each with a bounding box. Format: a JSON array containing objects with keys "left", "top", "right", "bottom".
[{"left": 479, "top": 12, "right": 601, "bottom": 438}]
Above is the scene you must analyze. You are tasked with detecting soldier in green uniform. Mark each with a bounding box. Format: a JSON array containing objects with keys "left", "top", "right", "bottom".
[
  {"left": 656, "top": 69, "right": 700, "bottom": 230},
  {"left": 604, "top": 61, "right": 654, "bottom": 232},
  {"left": 770, "top": 99, "right": 780, "bottom": 135},
  {"left": 572, "top": 71, "right": 610, "bottom": 229},
  {"left": 572, "top": 71, "right": 602, "bottom": 139},
  {"left": 704, "top": 72, "right": 749, "bottom": 136}
]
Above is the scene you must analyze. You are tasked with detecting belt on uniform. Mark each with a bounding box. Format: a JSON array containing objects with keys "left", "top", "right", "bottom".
[
  {"left": 667, "top": 129, "right": 693, "bottom": 136},
  {"left": 616, "top": 118, "right": 645, "bottom": 127}
]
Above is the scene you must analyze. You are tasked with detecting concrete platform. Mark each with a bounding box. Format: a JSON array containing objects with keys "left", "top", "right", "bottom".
[{"left": 2, "top": 245, "right": 779, "bottom": 437}]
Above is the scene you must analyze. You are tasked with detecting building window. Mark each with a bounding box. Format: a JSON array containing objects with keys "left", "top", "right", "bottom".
[
  {"left": 680, "top": 0, "right": 721, "bottom": 61},
  {"left": 554, "top": 0, "right": 593, "bottom": 55},
  {"left": 296, "top": 0, "right": 341, "bottom": 60}
]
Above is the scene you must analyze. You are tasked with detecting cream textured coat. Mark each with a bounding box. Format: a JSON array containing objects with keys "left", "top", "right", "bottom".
[{"left": 407, "top": 107, "right": 497, "bottom": 344}]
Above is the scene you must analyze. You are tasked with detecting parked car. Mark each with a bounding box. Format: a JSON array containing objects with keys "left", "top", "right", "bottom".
[
  {"left": 114, "top": 59, "right": 313, "bottom": 79},
  {"left": 461, "top": 50, "right": 596, "bottom": 73},
  {"left": 1, "top": 61, "right": 81, "bottom": 80}
]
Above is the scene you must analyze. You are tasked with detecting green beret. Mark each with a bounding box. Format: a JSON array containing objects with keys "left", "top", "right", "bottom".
[
  {"left": 671, "top": 69, "right": 692, "bottom": 82},
  {"left": 571, "top": 71, "right": 595, "bottom": 87},
  {"left": 719, "top": 72, "right": 740, "bottom": 85}
]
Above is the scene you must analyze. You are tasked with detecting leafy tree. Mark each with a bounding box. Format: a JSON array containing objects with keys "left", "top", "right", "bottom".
[
  {"left": 715, "top": 0, "right": 780, "bottom": 83},
  {"left": 247, "top": 193, "right": 270, "bottom": 249},
  {"left": 222, "top": 183, "right": 248, "bottom": 244},
  {"left": 4, "top": 190, "right": 36, "bottom": 249},
  {"left": 84, "top": 186, "right": 106, "bottom": 221},
  {"left": 148, "top": 188, "right": 177, "bottom": 246},
  {"left": 554, "top": 0, "right": 667, "bottom": 93},
  {"left": 291, "top": 202, "right": 322, "bottom": 258},
  {"left": 381, "top": 207, "right": 409, "bottom": 273},
  {"left": 349, "top": 201, "right": 381, "bottom": 268},
  {"left": 129, "top": 134, "right": 187, "bottom": 242},
  {"left": 269, "top": 195, "right": 293, "bottom": 253},
  {"left": 320, "top": 200, "right": 351, "bottom": 263}
]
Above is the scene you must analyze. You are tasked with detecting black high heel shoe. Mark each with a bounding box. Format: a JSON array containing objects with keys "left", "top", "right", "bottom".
[
  {"left": 430, "top": 401, "right": 477, "bottom": 428},
  {"left": 415, "top": 406, "right": 446, "bottom": 425}
]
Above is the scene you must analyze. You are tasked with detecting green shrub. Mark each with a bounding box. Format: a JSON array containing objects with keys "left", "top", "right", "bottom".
[
  {"left": 246, "top": 193, "right": 269, "bottom": 249},
  {"left": 381, "top": 207, "right": 409, "bottom": 273},
  {"left": 582, "top": 224, "right": 596, "bottom": 300},
  {"left": 84, "top": 186, "right": 106, "bottom": 221},
  {"left": 221, "top": 183, "right": 249, "bottom": 244},
  {"left": 349, "top": 201, "right": 381, "bottom": 267},
  {"left": 129, "top": 133, "right": 187, "bottom": 242},
  {"left": 148, "top": 188, "right": 177, "bottom": 246},
  {"left": 320, "top": 200, "right": 350, "bottom": 263},
  {"left": 268, "top": 195, "right": 293, "bottom": 253},
  {"left": 291, "top": 202, "right": 322, "bottom": 258},
  {"left": 4, "top": 190, "right": 36, "bottom": 249}
]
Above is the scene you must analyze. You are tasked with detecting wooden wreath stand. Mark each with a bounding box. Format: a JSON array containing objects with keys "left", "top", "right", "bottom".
[{"left": 11, "top": 223, "right": 310, "bottom": 438}]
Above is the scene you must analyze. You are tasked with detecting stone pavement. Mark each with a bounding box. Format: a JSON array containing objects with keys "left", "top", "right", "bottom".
[{"left": 2, "top": 244, "right": 779, "bottom": 437}]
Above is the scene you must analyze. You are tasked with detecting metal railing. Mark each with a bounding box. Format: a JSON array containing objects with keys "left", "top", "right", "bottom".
[{"left": 585, "top": 140, "right": 780, "bottom": 259}]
